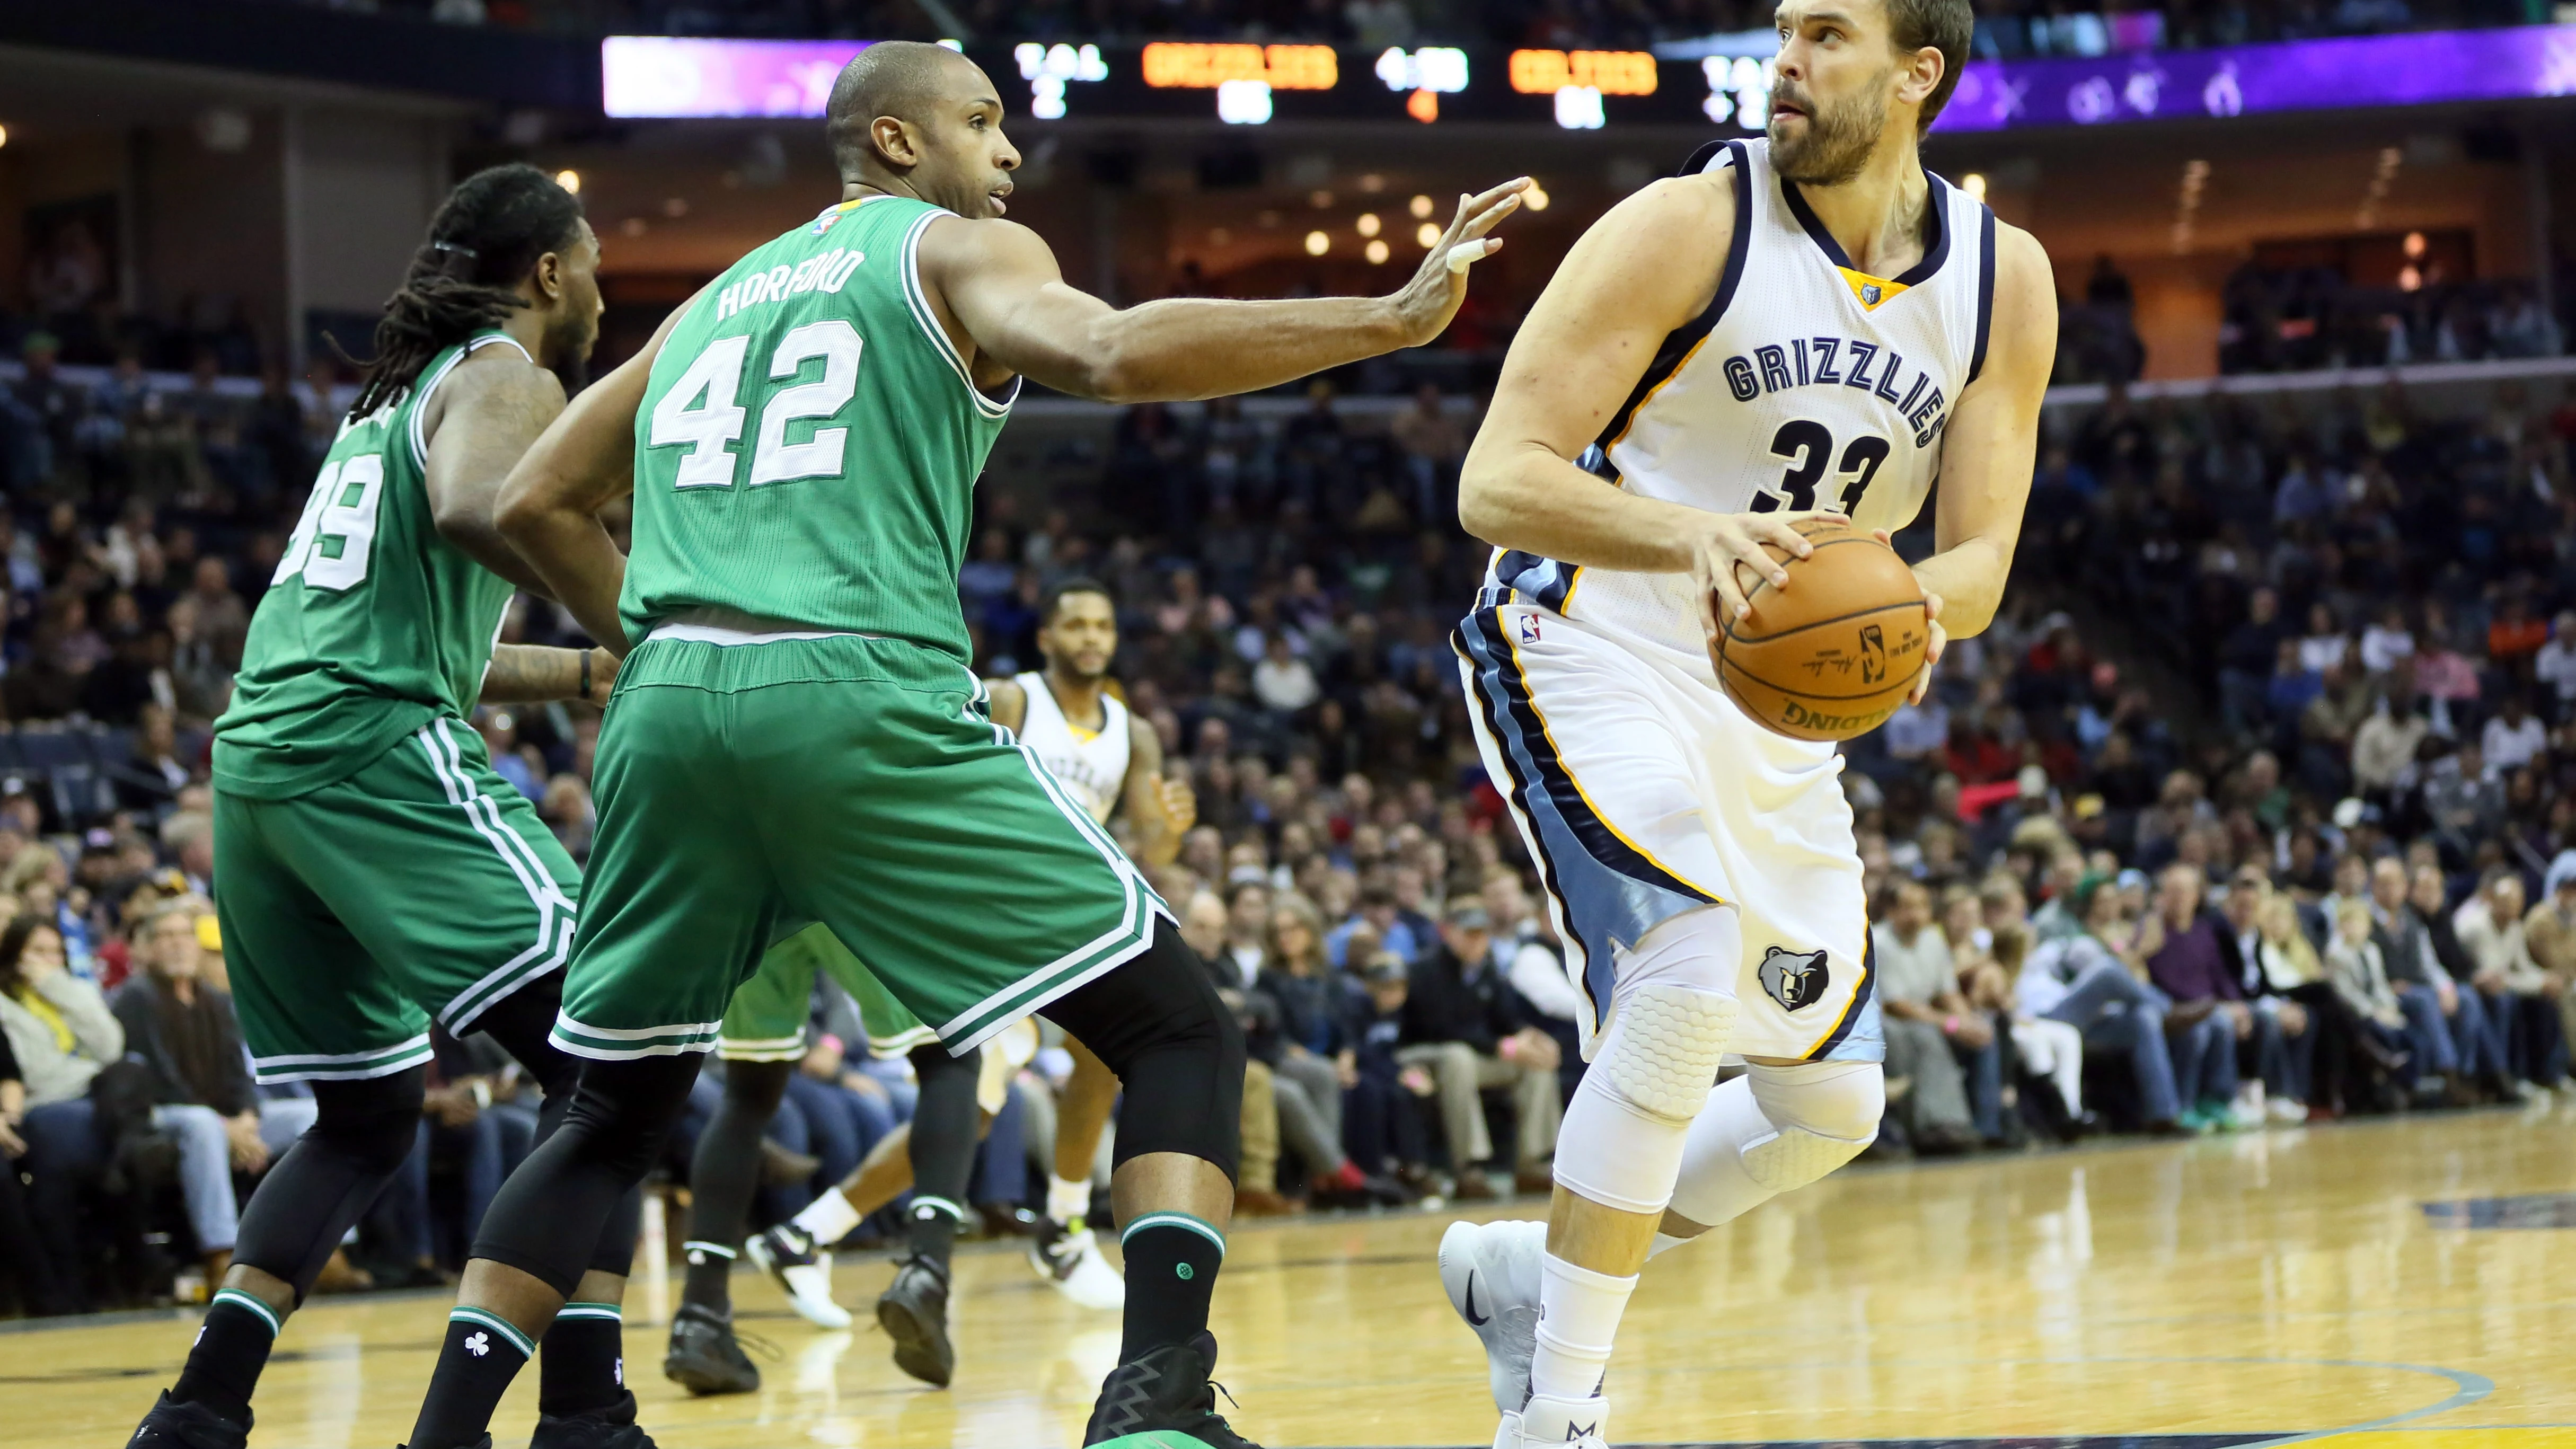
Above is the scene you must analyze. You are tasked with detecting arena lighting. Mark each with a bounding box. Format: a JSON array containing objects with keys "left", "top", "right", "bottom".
[
  {"left": 0, "top": 124, "right": 10, "bottom": 149},
  {"left": 1365, "top": 239, "right": 1390, "bottom": 263},
  {"left": 1303, "top": 230, "right": 1330, "bottom": 256},
  {"left": 1140, "top": 42, "right": 1337, "bottom": 90},
  {"left": 1409, "top": 194, "right": 1433, "bottom": 219},
  {"left": 1523, "top": 182, "right": 1549, "bottom": 210},
  {"left": 554, "top": 169, "right": 581, "bottom": 194},
  {"left": 1415, "top": 221, "right": 1441, "bottom": 248},
  {"left": 1961, "top": 172, "right": 1987, "bottom": 201},
  {"left": 1356, "top": 213, "right": 1382, "bottom": 237},
  {"left": 1509, "top": 49, "right": 1658, "bottom": 96}
]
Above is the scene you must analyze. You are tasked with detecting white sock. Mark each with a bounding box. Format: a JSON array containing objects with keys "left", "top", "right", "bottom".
[
  {"left": 1529, "top": 1253, "right": 1636, "bottom": 1402},
  {"left": 1046, "top": 1174, "right": 1091, "bottom": 1226},
  {"left": 791, "top": 1186, "right": 862, "bottom": 1247}
]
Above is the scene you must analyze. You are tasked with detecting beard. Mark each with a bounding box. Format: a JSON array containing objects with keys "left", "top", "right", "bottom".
[{"left": 1767, "top": 77, "right": 1890, "bottom": 187}]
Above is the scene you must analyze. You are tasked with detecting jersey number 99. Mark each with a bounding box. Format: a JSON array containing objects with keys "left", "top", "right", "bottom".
[{"left": 649, "top": 321, "right": 866, "bottom": 490}]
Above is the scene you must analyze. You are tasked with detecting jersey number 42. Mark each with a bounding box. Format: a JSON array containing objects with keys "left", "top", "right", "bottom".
[{"left": 649, "top": 321, "right": 864, "bottom": 491}]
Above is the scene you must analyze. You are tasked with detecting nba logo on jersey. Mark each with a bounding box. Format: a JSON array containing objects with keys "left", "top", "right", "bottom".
[
  {"left": 1518, "top": 614, "right": 1541, "bottom": 644},
  {"left": 1758, "top": 946, "right": 1829, "bottom": 1011}
]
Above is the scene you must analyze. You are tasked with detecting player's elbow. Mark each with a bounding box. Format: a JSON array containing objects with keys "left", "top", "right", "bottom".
[
  {"left": 1456, "top": 453, "right": 1522, "bottom": 543},
  {"left": 491, "top": 476, "right": 553, "bottom": 548}
]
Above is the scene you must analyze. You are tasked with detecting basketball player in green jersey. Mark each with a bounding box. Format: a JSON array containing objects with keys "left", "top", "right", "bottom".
[
  {"left": 394, "top": 43, "right": 1522, "bottom": 1449},
  {"left": 126, "top": 165, "right": 652, "bottom": 1449},
  {"left": 658, "top": 579, "right": 1190, "bottom": 1394}
]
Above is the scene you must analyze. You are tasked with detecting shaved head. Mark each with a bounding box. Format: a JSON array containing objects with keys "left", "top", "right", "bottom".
[{"left": 826, "top": 41, "right": 981, "bottom": 178}]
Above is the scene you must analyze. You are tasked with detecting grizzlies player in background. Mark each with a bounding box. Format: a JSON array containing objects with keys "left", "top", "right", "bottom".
[
  {"left": 126, "top": 166, "right": 652, "bottom": 1449},
  {"left": 395, "top": 43, "right": 1524, "bottom": 1449},
  {"left": 1433, "top": 3, "right": 2052, "bottom": 1446}
]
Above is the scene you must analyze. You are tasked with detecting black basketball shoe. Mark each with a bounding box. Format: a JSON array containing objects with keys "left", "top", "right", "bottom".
[
  {"left": 661, "top": 1303, "right": 760, "bottom": 1396},
  {"left": 126, "top": 1392, "right": 248, "bottom": 1449},
  {"left": 530, "top": 1389, "right": 658, "bottom": 1449},
  {"left": 1082, "top": 1331, "right": 1261, "bottom": 1449},
  {"left": 875, "top": 1252, "right": 956, "bottom": 1388}
]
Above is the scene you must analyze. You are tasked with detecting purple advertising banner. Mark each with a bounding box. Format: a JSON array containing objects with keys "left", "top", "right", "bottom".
[
  {"left": 1938, "top": 24, "right": 2576, "bottom": 132},
  {"left": 603, "top": 36, "right": 870, "bottom": 118}
]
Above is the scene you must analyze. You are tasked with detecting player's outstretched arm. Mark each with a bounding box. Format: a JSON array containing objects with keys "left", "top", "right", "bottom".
[
  {"left": 479, "top": 643, "right": 618, "bottom": 706},
  {"left": 925, "top": 181, "right": 1526, "bottom": 403},
  {"left": 1911, "top": 222, "right": 2054, "bottom": 645},
  {"left": 497, "top": 297, "right": 696, "bottom": 656},
  {"left": 422, "top": 356, "right": 571, "bottom": 595},
  {"left": 1455, "top": 174, "right": 1830, "bottom": 646}
]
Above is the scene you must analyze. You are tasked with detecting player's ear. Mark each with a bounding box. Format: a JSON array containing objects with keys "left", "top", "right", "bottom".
[
  {"left": 1896, "top": 41, "right": 1944, "bottom": 111},
  {"left": 531, "top": 250, "right": 564, "bottom": 305},
  {"left": 871, "top": 114, "right": 922, "bottom": 170}
]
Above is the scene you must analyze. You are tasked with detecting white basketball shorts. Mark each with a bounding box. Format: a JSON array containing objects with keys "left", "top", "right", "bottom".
[{"left": 1454, "top": 601, "right": 1881, "bottom": 1064}]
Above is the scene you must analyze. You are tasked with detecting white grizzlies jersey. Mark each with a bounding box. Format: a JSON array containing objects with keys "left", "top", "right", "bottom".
[
  {"left": 1012, "top": 672, "right": 1130, "bottom": 824},
  {"left": 1482, "top": 137, "right": 1996, "bottom": 665}
]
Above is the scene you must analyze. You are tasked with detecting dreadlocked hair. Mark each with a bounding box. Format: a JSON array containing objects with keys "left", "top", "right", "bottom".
[{"left": 347, "top": 162, "right": 584, "bottom": 422}]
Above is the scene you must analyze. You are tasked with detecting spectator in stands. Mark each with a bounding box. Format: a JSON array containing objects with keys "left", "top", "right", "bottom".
[
  {"left": 2371, "top": 855, "right": 2501, "bottom": 1101},
  {"left": 1484, "top": 870, "right": 1583, "bottom": 1105},
  {"left": 1396, "top": 899, "right": 1560, "bottom": 1197},
  {"left": 2142, "top": 864, "right": 2262, "bottom": 1129},
  {"left": 2482, "top": 694, "right": 2548, "bottom": 774},
  {"left": 1341, "top": 951, "right": 1431, "bottom": 1188},
  {"left": 2020, "top": 876, "right": 2184, "bottom": 1132},
  {"left": 1256, "top": 894, "right": 1394, "bottom": 1206},
  {"left": 2521, "top": 858, "right": 2576, "bottom": 1068},
  {"left": 109, "top": 897, "right": 315, "bottom": 1280},
  {"left": 2429, "top": 864, "right": 2549, "bottom": 1095},
  {"left": 2211, "top": 867, "right": 2315, "bottom": 1121},
  {"left": 3, "top": 912, "right": 135, "bottom": 1309},
  {"left": 0, "top": 996, "right": 72, "bottom": 1314},
  {"left": 1872, "top": 881, "right": 1985, "bottom": 1152}
]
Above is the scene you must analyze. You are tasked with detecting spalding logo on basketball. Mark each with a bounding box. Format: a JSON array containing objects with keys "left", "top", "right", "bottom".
[{"left": 1714, "top": 515, "right": 1929, "bottom": 743}]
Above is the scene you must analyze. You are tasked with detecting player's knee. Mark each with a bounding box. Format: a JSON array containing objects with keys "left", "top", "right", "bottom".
[
  {"left": 310, "top": 1067, "right": 430, "bottom": 1177},
  {"left": 1737, "top": 1061, "right": 1881, "bottom": 1191},
  {"left": 1591, "top": 980, "right": 1741, "bottom": 1126},
  {"left": 721, "top": 1057, "right": 792, "bottom": 1117}
]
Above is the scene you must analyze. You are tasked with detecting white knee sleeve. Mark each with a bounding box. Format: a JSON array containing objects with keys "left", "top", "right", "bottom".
[
  {"left": 1552, "top": 909, "right": 1739, "bottom": 1215},
  {"left": 1667, "top": 1060, "right": 1882, "bottom": 1230},
  {"left": 1739, "top": 1060, "right": 1882, "bottom": 1191}
]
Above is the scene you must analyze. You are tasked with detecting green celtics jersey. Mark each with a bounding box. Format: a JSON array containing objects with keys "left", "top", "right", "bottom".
[
  {"left": 622, "top": 196, "right": 1013, "bottom": 658},
  {"left": 214, "top": 334, "right": 526, "bottom": 800}
]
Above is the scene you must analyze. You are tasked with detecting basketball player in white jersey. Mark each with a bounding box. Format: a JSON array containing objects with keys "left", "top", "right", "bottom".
[
  {"left": 741, "top": 578, "right": 1193, "bottom": 1316},
  {"left": 1432, "top": 3, "right": 2052, "bottom": 1446}
]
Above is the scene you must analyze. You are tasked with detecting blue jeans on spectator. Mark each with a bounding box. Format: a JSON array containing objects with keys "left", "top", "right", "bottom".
[
  {"left": 772, "top": 1073, "right": 899, "bottom": 1214},
  {"left": 2447, "top": 987, "right": 2504, "bottom": 1082},
  {"left": 32, "top": 1098, "right": 315, "bottom": 1258},
  {"left": 970, "top": 1081, "right": 1028, "bottom": 1208},
  {"left": 2041, "top": 963, "right": 2182, "bottom": 1125},
  {"left": 2490, "top": 989, "right": 2569, "bottom": 1084},
  {"left": 2249, "top": 997, "right": 2315, "bottom": 1103},
  {"left": 1955, "top": 1029, "right": 2007, "bottom": 1142},
  {"left": 2395, "top": 985, "right": 2459, "bottom": 1078},
  {"left": 2167, "top": 1011, "right": 2240, "bottom": 1111}
]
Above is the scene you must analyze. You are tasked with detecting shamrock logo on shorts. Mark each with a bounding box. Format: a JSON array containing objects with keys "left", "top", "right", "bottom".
[{"left": 465, "top": 1331, "right": 491, "bottom": 1357}]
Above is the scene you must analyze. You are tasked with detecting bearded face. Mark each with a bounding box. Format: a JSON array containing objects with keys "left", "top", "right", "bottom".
[{"left": 1767, "top": 67, "right": 1893, "bottom": 186}]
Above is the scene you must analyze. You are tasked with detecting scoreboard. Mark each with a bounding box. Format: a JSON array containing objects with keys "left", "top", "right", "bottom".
[{"left": 602, "top": 25, "right": 2576, "bottom": 134}]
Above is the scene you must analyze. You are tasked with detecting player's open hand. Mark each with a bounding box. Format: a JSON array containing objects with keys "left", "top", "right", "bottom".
[
  {"left": 1691, "top": 508, "right": 1838, "bottom": 652},
  {"left": 1387, "top": 178, "right": 1529, "bottom": 348},
  {"left": 1159, "top": 772, "right": 1198, "bottom": 836}
]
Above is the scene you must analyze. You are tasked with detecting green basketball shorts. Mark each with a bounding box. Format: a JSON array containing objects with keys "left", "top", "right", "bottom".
[
  {"left": 719, "top": 923, "right": 939, "bottom": 1062},
  {"left": 216, "top": 716, "right": 582, "bottom": 1084},
  {"left": 555, "top": 633, "right": 1167, "bottom": 1062}
]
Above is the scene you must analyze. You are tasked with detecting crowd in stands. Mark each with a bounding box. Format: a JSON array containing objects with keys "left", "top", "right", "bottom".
[
  {"left": 288, "top": 0, "right": 2556, "bottom": 51},
  {"left": 7, "top": 267, "right": 2576, "bottom": 1316}
]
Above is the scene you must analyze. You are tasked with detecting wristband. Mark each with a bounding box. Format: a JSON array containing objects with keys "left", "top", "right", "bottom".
[{"left": 580, "top": 649, "right": 593, "bottom": 700}]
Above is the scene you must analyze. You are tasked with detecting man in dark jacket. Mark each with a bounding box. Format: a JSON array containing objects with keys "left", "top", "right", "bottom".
[
  {"left": 1395, "top": 901, "right": 1560, "bottom": 1197},
  {"left": 2370, "top": 856, "right": 2502, "bottom": 1100},
  {"left": 110, "top": 899, "right": 313, "bottom": 1277},
  {"left": 2209, "top": 865, "right": 2315, "bottom": 1117}
]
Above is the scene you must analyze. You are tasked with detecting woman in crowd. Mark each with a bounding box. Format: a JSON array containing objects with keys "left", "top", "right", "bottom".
[
  {"left": 2248, "top": 891, "right": 2330, "bottom": 1117},
  {"left": 2325, "top": 899, "right": 2414, "bottom": 1109},
  {"left": 0, "top": 911, "right": 130, "bottom": 1309},
  {"left": 1257, "top": 893, "right": 1399, "bottom": 1206}
]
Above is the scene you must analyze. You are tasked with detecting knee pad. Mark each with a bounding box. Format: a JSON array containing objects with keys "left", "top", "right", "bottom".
[
  {"left": 308, "top": 1070, "right": 431, "bottom": 1177},
  {"left": 1553, "top": 982, "right": 1739, "bottom": 1215},
  {"left": 1737, "top": 1061, "right": 1881, "bottom": 1192}
]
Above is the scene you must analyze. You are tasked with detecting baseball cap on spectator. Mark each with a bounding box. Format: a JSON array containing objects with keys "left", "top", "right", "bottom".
[
  {"left": 1362, "top": 951, "right": 1408, "bottom": 984},
  {"left": 2546, "top": 848, "right": 2576, "bottom": 899},
  {"left": 2115, "top": 868, "right": 2148, "bottom": 893},
  {"left": 2071, "top": 871, "right": 2113, "bottom": 915},
  {"left": 1444, "top": 900, "right": 1490, "bottom": 931},
  {"left": 2073, "top": 793, "right": 2106, "bottom": 820}
]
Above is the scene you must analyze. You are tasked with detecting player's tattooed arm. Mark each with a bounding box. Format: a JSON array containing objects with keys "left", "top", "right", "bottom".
[
  {"left": 1910, "top": 223, "right": 2055, "bottom": 646},
  {"left": 423, "top": 355, "right": 570, "bottom": 596},
  {"left": 1121, "top": 711, "right": 1194, "bottom": 869},
  {"left": 499, "top": 290, "right": 702, "bottom": 656},
  {"left": 480, "top": 643, "right": 619, "bottom": 706},
  {"left": 1454, "top": 174, "right": 1830, "bottom": 644},
  {"left": 920, "top": 180, "right": 1526, "bottom": 403}
]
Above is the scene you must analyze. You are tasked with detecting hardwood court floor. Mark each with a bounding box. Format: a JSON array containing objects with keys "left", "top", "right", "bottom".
[{"left": 10, "top": 1104, "right": 2576, "bottom": 1448}]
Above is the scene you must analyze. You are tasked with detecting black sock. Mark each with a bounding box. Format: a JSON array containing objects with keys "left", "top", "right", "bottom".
[
  {"left": 538, "top": 1302, "right": 625, "bottom": 1418},
  {"left": 680, "top": 1241, "right": 736, "bottom": 1317},
  {"left": 1116, "top": 1213, "right": 1224, "bottom": 1360},
  {"left": 169, "top": 1288, "right": 280, "bottom": 1425},
  {"left": 905, "top": 1196, "right": 963, "bottom": 1267},
  {"left": 408, "top": 1307, "right": 535, "bottom": 1449}
]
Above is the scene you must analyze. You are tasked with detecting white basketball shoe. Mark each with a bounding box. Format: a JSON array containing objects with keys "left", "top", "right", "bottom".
[
  {"left": 1030, "top": 1218, "right": 1126, "bottom": 1310},
  {"left": 1438, "top": 1218, "right": 1547, "bottom": 1415},
  {"left": 746, "top": 1223, "right": 852, "bottom": 1330},
  {"left": 1497, "top": 1393, "right": 1611, "bottom": 1449}
]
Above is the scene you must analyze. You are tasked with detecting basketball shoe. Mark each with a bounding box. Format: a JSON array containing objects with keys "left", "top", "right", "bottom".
[
  {"left": 1438, "top": 1218, "right": 1547, "bottom": 1414},
  {"left": 1029, "top": 1216, "right": 1125, "bottom": 1310},
  {"left": 876, "top": 1252, "right": 955, "bottom": 1387},
  {"left": 661, "top": 1304, "right": 760, "bottom": 1396},
  {"left": 747, "top": 1223, "right": 851, "bottom": 1329},
  {"left": 1081, "top": 1330, "right": 1259, "bottom": 1448},
  {"left": 1497, "top": 1393, "right": 1610, "bottom": 1449}
]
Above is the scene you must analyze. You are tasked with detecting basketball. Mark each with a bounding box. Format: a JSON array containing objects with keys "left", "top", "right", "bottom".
[{"left": 1714, "top": 515, "right": 1930, "bottom": 743}]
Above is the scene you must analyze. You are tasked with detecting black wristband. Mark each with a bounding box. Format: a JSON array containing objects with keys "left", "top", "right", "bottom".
[{"left": 580, "top": 649, "right": 592, "bottom": 700}]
